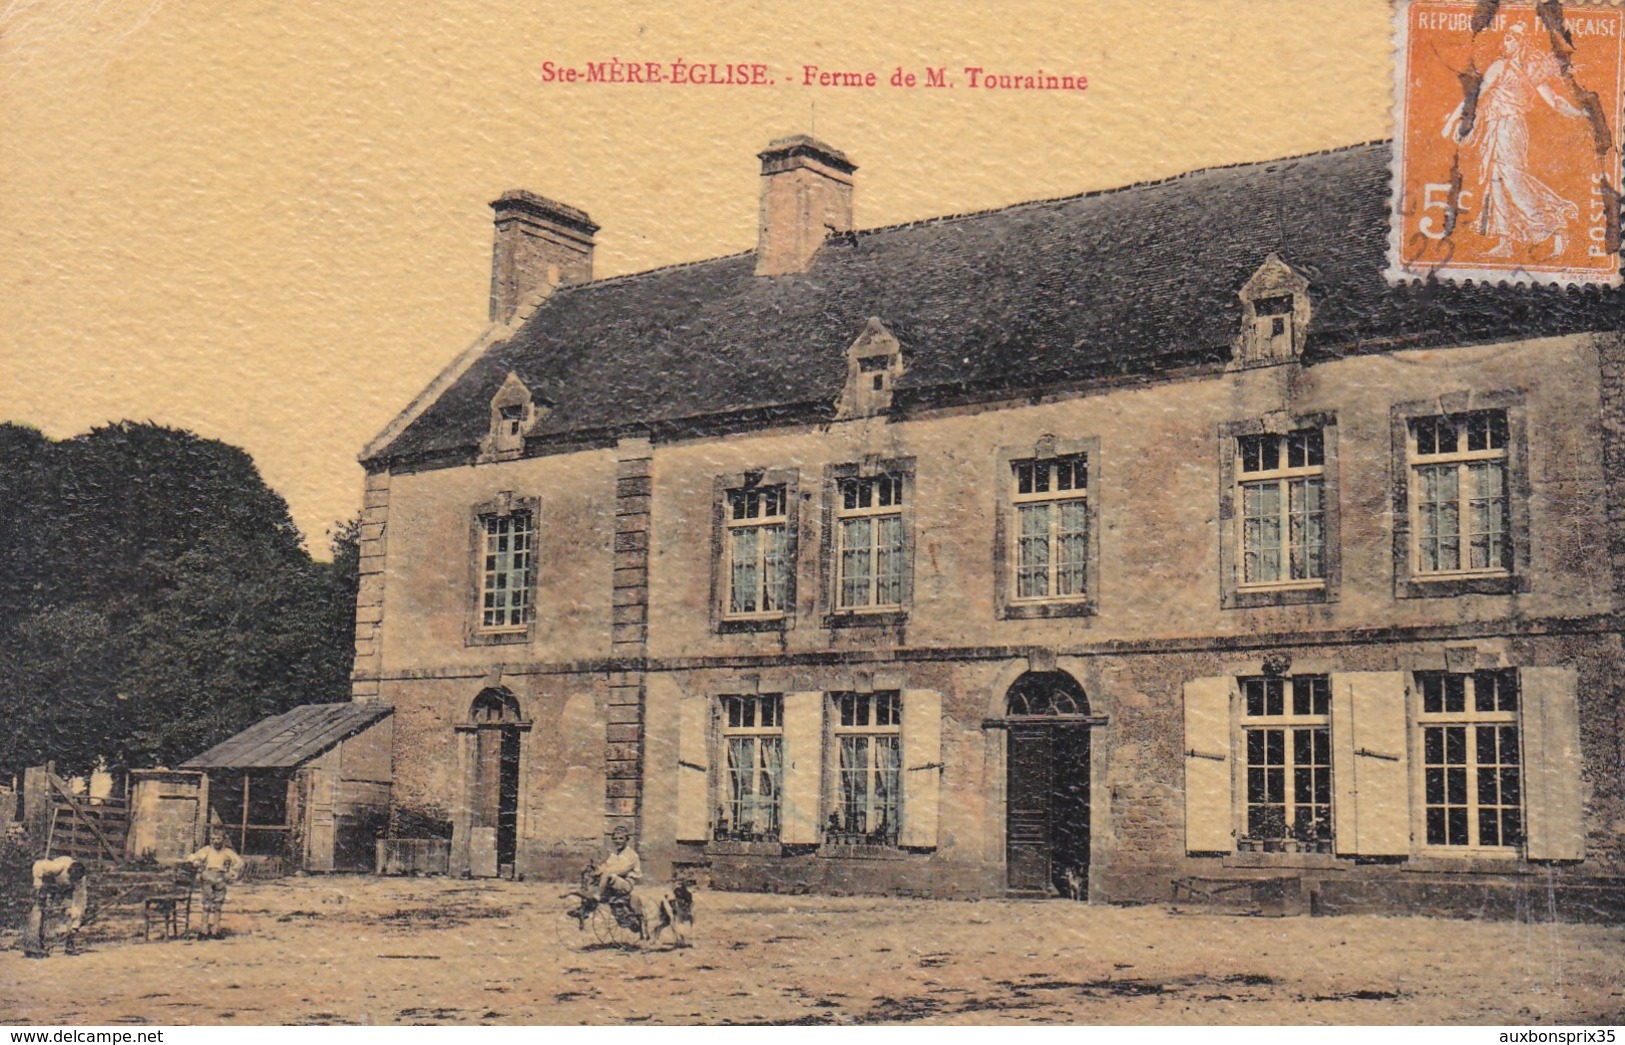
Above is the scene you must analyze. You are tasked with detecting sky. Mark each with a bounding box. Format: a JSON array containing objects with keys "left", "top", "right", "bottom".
[{"left": 0, "top": 0, "right": 1391, "bottom": 554}]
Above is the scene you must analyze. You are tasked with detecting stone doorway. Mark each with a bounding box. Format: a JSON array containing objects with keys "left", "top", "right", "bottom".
[
  {"left": 469, "top": 690, "right": 524, "bottom": 877},
  {"left": 1003, "top": 671, "right": 1092, "bottom": 897}
]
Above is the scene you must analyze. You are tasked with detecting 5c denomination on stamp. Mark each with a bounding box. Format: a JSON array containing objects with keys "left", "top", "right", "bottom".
[{"left": 1389, "top": 0, "right": 1624, "bottom": 286}]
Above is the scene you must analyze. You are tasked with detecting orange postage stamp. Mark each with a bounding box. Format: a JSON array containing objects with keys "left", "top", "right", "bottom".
[{"left": 1389, "top": 0, "right": 1625, "bottom": 286}]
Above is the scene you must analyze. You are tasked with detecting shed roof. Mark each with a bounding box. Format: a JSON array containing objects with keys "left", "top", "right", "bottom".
[
  {"left": 181, "top": 703, "right": 392, "bottom": 771},
  {"left": 370, "top": 140, "right": 1625, "bottom": 468}
]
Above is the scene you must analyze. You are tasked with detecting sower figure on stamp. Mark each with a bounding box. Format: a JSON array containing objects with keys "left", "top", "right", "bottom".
[
  {"left": 1442, "top": 23, "right": 1588, "bottom": 257},
  {"left": 186, "top": 829, "right": 244, "bottom": 939},
  {"left": 25, "top": 855, "right": 89, "bottom": 958},
  {"left": 594, "top": 825, "right": 642, "bottom": 908}
]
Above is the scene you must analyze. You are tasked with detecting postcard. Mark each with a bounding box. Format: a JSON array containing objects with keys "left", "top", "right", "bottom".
[{"left": 2, "top": 0, "right": 1622, "bottom": 1029}]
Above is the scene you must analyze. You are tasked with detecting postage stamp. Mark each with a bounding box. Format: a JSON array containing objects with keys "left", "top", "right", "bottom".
[{"left": 1389, "top": 0, "right": 1625, "bottom": 286}]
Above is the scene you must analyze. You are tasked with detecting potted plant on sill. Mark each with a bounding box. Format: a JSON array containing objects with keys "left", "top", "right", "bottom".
[
  {"left": 1256, "top": 808, "right": 1288, "bottom": 853},
  {"left": 1296, "top": 809, "right": 1333, "bottom": 854}
]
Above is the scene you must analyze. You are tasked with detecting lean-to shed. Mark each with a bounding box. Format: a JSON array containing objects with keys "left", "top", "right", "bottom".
[{"left": 181, "top": 703, "right": 393, "bottom": 873}]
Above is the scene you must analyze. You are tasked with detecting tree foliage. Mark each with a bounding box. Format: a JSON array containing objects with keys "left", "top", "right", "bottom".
[{"left": 0, "top": 421, "right": 358, "bottom": 777}]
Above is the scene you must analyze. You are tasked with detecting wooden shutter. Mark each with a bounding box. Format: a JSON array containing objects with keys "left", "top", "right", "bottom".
[
  {"left": 780, "top": 691, "right": 824, "bottom": 844},
  {"left": 899, "top": 689, "right": 943, "bottom": 849},
  {"left": 1521, "top": 667, "right": 1583, "bottom": 861},
  {"left": 1329, "top": 671, "right": 1410, "bottom": 857},
  {"left": 469, "top": 827, "right": 498, "bottom": 878},
  {"left": 675, "top": 693, "right": 711, "bottom": 842},
  {"left": 1182, "top": 676, "right": 1235, "bottom": 853}
]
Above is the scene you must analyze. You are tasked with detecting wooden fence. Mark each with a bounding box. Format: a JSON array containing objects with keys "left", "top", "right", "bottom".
[{"left": 43, "top": 769, "right": 129, "bottom": 866}]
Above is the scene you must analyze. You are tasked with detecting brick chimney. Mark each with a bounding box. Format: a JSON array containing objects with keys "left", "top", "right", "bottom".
[
  {"left": 755, "top": 136, "right": 856, "bottom": 277},
  {"left": 488, "top": 190, "right": 599, "bottom": 323}
]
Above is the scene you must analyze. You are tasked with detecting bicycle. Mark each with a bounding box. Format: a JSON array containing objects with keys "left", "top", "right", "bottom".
[{"left": 561, "top": 871, "right": 643, "bottom": 948}]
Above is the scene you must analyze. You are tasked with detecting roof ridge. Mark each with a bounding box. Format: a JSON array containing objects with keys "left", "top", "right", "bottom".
[
  {"left": 553, "top": 140, "right": 1390, "bottom": 291},
  {"left": 847, "top": 139, "right": 1392, "bottom": 240},
  {"left": 553, "top": 248, "right": 757, "bottom": 296}
]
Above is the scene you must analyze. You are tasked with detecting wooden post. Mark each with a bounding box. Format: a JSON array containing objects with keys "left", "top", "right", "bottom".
[
  {"left": 241, "top": 774, "right": 251, "bottom": 853},
  {"left": 22, "top": 764, "right": 52, "bottom": 851}
]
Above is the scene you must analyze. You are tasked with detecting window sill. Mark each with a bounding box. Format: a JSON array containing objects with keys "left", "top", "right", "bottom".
[
  {"left": 1001, "top": 599, "right": 1096, "bottom": 621},
  {"left": 1223, "top": 851, "right": 1344, "bottom": 871},
  {"left": 823, "top": 610, "right": 908, "bottom": 629},
  {"left": 817, "top": 843, "right": 907, "bottom": 860},
  {"left": 1226, "top": 355, "right": 1300, "bottom": 373},
  {"left": 1222, "top": 583, "right": 1333, "bottom": 610},
  {"left": 706, "top": 840, "right": 784, "bottom": 857},
  {"left": 1395, "top": 573, "right": 1527, "bottom": 599},
  {"left": 465, "top": 628, "right": 532, "bottom": 647},
  {"left": 1407, "top": 850, "right": 1525, "bottom": 873},
  {"left": 716, "top": 616, "right": 791, "bottom": 635}
]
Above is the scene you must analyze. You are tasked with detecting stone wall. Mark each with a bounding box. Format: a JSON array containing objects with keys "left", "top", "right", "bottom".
[{"left": 357, "top": 330, "right": 1624, "bottom": 912}]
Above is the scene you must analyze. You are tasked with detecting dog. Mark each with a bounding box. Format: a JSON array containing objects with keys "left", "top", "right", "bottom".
[
  {"left": 627, "top": 880, "right": 695, "bottom": 947},
  {"left": 1060, "top": 866, "right": 1085, "bottom": 901}
]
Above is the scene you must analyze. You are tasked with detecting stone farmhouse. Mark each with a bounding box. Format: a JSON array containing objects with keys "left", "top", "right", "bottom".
[{"left": 352, "top": 135, "right": 1625, "bottom": 915}]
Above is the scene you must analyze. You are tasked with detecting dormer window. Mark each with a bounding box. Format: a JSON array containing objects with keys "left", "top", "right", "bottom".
[
  {"left": 1256, "top": 295, "right": 1294, "bottom": 352},
  {"left": 482, "top": 372, "right": 538, "bottom": 461},
  {"left": 499, "top": 404, "right": 525, "bottom": 439},
  {"left": 837, "top": 319, "right": 904, "bottom": 419},
  {"left": 1234, "top": 255, "right": 1310, "bottom": 369},
  {"left": 860, "top": 356, "right": 890, "bottom": 393}
]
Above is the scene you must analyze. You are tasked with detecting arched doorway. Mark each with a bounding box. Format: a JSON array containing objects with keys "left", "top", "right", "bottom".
[
  {"left": 1004, "top": 671, "right": 1092, "bottom": 896},
  {"left": 470, "top": 689, "right": 523, "bottom": 876}
]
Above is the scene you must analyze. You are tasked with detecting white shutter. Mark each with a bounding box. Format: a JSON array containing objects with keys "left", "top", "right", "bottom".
[
  {"left": 1521, "top": 667, "right": 1583, "bottom": 861},
  {"left": 780, "top": 691, "right": 824, "bottom": 844},
  {"left": 899, "top": 689, "right": 943, "bottom": 849},
  {"left": 1182, "top": 676, "right": 1235, "bottom": 853},
  {"left": 1330, "top": 671, "right": 1410, "bottom": 857},
  {"left": 675, "top": 693, "right": 712, "bottom": 842},
  {"left": 469, "top": 827, "right": 498, "bottom": 878}
]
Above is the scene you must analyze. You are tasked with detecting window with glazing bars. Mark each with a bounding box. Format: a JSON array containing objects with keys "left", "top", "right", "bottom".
[
  {"left": 1237, "top": 430, "right": 1325, "bottom": 586},
  {"left": 725, "top": 486, "right": 789, "bottom": 617},
  {"left": 1410, "top": 411, "right": 1511, "bottom": 575},
  {"left": 1011, "top": 455, "right": 1088, "bottom": 601},
  {"left": 835, "top": 475, "right": 905, "bottom": 611},
  {"left": 717, "top": 694, "right": 782, "bottom": 841},
  {"left": 828, "top": 692, "right": 901, "bottom": 845},
  {"left": 1417, "top": 670, "right": 1522, "bottom": 849},
  {"left": 1240, "top": 676, "right": 1332, "bottom": 847},
  {"left": 479, "top": 512, "right": 534, "bottom": 629}
]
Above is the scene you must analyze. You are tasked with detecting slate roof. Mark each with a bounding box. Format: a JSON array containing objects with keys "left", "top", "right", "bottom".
[
  {"left": 372, "top": 141, "right": 1625, "bottom": 467},
  {"left": 181, "top": 703, "right": 392, "bottom": 771}
]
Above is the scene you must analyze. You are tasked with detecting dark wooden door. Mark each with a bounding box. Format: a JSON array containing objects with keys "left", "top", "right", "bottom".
[
  {"left": 1006, "top": 723, "right": 1092, "bottom": 895},
  {"left": 1006, "top": 724, "right": 1053, "bottom": 891},
  {"left": 496, "top": 725, "right": 520, "bottom": 867}
]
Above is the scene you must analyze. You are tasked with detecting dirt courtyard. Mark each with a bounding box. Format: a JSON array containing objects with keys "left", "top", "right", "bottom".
[{"left": 2, "top": 875, "right": 1622, "bottom": 1026}]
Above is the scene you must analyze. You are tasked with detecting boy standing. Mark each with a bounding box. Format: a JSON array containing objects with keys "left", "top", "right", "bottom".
[{"left": 186, "top": 829, "right": 244, "bottom": 939}]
